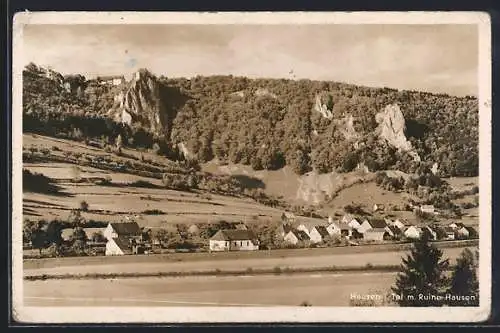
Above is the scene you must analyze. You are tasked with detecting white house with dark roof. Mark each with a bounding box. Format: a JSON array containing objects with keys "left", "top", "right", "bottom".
[
  {"left": 326, "top": 221, "right": 342, "bottom": 237},
  {"left": 104, "top": 222, "right": 142, "bottom": 256},
  {"left": 209, "top": 229, "right": 259, "bottom": 252},
  {"left": 284, "top": 229, "right": 310, "bottom": 245},
  {"left": 309, "top": 225, "right": 331, "bottom": 243},
  {"left": 358, "top": 218, "right": 388, "bottom": 234}
]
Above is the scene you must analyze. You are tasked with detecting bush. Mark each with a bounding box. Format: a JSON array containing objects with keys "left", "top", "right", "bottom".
[
  {"left": 142, "top": 209, "right": 165, "bottom": 215},
  {"left": 79, "top": 200, "right": 89, "bottom": 211}
]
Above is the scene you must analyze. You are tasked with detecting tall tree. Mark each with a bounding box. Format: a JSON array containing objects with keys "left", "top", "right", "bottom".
[
  {"left": 448, "top": 248, "right": 479, "bottom": 306},
  {"left": 391, "top": 234, "right": 449, "bottom": 306}
]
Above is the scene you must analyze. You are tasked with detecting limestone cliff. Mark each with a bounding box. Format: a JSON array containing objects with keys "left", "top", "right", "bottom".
[
  {"left": 375, "top": 104, "right": 421, "bottom": 161},
  {"left": 116, "top": 69, "right": 170, "bottom": 136}
]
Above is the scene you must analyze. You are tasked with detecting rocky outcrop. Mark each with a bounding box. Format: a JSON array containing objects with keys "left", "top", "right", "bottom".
[
  {"left": 117, "top": 69, "right": 170, "bottom": 135},
  {"left": 375, "top": 104, "right": 421, "bottom": 161},
  {"left": 254, "top": 88, "right": 277, "bottom": 99},
  {"left": 314, "top": 95, "right": 333, "bottom": 119}
]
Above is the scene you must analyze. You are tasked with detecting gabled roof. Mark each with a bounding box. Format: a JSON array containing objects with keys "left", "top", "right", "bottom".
[
  {"left": 368, "top": 219, "right": 387, "bottom": 228},
  {"left": 278, "top": 223, "right": 294, "bottom": 234},
  {"left": 110, "top": 222, "right": 141, "bottom": 236},
  {"left": 312, "top": 225, "right": 330, "bottom": 238},
  {"left": 210, "top": 229, "right": 257, "bottom": 241},
  {"left": 291, "top": 229, "right": 310, "bottom": 241},
  {"left": 454, "top": 222, "right": 467, "bottom": 229},
  {"left": 387, "top": 225, "right": 402, "bottom": 235},
  {"left": 112, "top": 237, "right": 133, "bottom": 254},
  {"left": 465, "top": 226, "right": 478, "bottom": 235}
]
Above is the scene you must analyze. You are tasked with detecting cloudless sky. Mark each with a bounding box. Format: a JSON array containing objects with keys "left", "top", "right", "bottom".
[{"left": 23, "top": 24, "right": 478, "bottom": 96}]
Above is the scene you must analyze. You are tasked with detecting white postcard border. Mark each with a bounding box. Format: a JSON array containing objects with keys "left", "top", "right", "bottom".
[{"left": 11, "top": 11, "right": 492, "bottom": 323}]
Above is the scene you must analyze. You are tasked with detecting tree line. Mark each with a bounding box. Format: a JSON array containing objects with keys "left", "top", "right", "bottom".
[{"left": 23, "top": 63, "right": 479, "bottom": 177}]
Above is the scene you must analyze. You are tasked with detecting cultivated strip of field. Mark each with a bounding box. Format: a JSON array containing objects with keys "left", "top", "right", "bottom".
[
  {"left": 24, "top": 244, "right": 476, "bottom": 279},
  {"left": 25, "top": 264, "right": 401, "bottom": 281}
]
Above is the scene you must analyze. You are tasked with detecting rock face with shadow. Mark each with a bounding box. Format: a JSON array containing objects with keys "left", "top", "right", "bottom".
[{"left": 375, "top": 104, "right": 421, "bottom": 162}]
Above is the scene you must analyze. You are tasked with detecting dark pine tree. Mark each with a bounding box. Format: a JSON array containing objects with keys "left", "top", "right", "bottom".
[
  {"left": 448, "top": 248, "right": 479, "bottom": 306},
  {"left": 391, "top": 234, "right": 449, "bottom": 306}
]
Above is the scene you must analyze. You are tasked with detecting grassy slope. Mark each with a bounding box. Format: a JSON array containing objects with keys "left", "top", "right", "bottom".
[
  {"left": 23, "top": 133, "right": 479, "bottom": 227},
  {"left": 22, "top": 134, "right": 286, "bottom": 226}
]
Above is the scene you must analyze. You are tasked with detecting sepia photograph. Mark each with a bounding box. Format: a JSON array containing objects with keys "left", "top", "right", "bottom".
[{"left": 11, "top": 12, "right": 491, "bottom": 323}]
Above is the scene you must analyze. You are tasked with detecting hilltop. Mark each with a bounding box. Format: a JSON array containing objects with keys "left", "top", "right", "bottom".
[{"left": 23, "top": 63, "right": 478, "bottom": 179}]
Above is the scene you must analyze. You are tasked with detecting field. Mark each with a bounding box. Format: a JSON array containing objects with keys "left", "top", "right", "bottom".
[
  {"left": 24, "top": 271, "right": 399, "bottom": 307},
  {"left": 23, "top": 134, "right": 287, "bottom": 226},
  {"left": 24, "top": 243, "right": 475, "bottom": 278},
  {"left": 23, "top": 243, "right": 477, "bottom": 307}
]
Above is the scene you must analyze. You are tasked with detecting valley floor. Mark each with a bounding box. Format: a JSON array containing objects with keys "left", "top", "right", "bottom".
[{"left": 23, "top": 271, "right": 398, "bottom": 307}]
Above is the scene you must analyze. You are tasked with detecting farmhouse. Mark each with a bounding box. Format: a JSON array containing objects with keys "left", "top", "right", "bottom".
[
  {"left": 309, "top": 225, "right": 330, "bottom": 244},
  {"left": 284, "top": 229, "right": 310, "bottom": 245},
  {"left": 96, "top": 75, "right": 125, "bottom": 86},
  {"left": 404, "top": 226, "right": 422, "bottom": 240},
  {"left": 104, "top": 222, "right": 143, "bottom": 256},
  {"left": 358, "top": 218, "right": 387, "bottom": 234},
  {"left": 364, "top": 228, "right": 390, "bottom": 242},
  {"left": 209, "top": 229, "right": 259, "bottom": 252}
]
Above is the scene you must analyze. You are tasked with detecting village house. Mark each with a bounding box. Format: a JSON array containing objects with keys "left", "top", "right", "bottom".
[
  {"left": 104, "top": 222, "right": 144, "bottom": 256},
  {"left": 363, "top": 228, "right": 390, "bottom": 242},
  {"left": 281, "top": 211, "right": 296, "bottom": 224},
  {"left": 276, "top": 223, "right": 294, "bottom": 238},
  {"left": 465, "top": 226, "right": 478, "bottom": 239},
  {"left": 391, "top": 219, "right": 406, "bottom": 231},
  {"left": 443, "top": 226, "right": 456, "bottom": 240},
  {"left": 209, "top": 229, "right": 259, "bottom": 252},
  {"left": 309, "top": 225, "right": 331, "bottom": 244},
  {"left": 404, "top": 225, "right": 422, "bottom": 240},
  {"left": 449, "top": 222, "right": 466, "bottom": 230},
  {"left": 372, "top": 203, "right": 386, "bottom": 212},
  {"left": 420, "top": 205, "right": 436, "bottom": 214},
  {"left": 284, "top": 229, "right": 310, "bottom": 245},
  {"left": 421, "top": 226, "right": 438, "bottom": 241},
  {"left": 326, "top": 220, "right": 342, "bottom": 237},
  {"left": 455, "top": 226, "right": 470, "bottom": 239},
  {"left": 96, "top": 75, "right": 126, "bottom": 86},
  {"left": 358, "top": 218, "right": 388, "bottom": 234},
  {"left": 386, "top": 225, "right": 403, "bottom": 240}
]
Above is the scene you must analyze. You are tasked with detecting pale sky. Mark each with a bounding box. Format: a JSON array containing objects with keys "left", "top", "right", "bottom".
[{"left": 23, "top": 24, "right": 478, "bottom": 96}]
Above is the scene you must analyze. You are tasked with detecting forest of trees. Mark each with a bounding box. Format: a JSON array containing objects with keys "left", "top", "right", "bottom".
[{"left": 23, "top": 63, "right": 479, "bottom": 177}]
